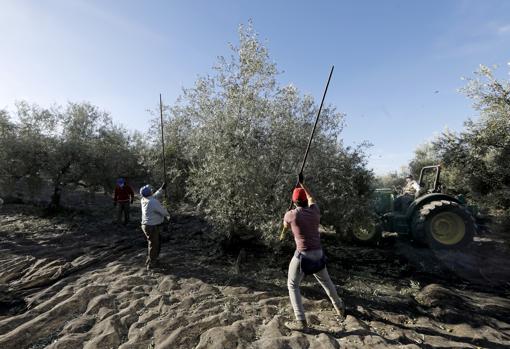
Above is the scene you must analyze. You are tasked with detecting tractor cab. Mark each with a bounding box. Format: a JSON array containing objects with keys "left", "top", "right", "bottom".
[{"left": 417, "top": 165, "right": 443, "bottom": 195}]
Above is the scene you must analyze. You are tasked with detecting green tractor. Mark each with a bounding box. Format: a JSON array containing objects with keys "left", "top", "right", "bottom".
[{"left": 353, "top": 165, "right": 476, "bottom": 249}]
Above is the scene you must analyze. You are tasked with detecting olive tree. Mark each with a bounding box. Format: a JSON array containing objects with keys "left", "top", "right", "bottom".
[
  {"left": 165, "top": 23, "right": 373, "bottom": 245},
  {"left": 0, "top": 102, "right": 57, "bottom": 199},
  {"left": 0, "top": 110, "right": 18, "bottom": 195}
]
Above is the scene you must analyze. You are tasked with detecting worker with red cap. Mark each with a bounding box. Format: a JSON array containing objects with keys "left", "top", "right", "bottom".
[{"left": 280, "top": 173, "right": 345, "bottom": 332}]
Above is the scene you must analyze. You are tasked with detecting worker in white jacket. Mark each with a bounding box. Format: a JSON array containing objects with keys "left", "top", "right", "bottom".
[{"left": 140, "top": 182, "right": 169, "bottom": 270}]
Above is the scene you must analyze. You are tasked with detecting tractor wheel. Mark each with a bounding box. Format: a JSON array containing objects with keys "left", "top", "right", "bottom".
[
  {"left": 350, "top": 223, "right": 383, "bottom": 245},
  {"left": 411, "top": 200, "right": 475, "bottom": 249}
]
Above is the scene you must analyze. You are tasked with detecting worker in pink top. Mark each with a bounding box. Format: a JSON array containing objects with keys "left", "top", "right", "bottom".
[{"left": 280, "top": 175, "right": 345, "bottom": 331}]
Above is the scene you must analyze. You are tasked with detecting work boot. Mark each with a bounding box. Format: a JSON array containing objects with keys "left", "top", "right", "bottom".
[{"left": 284, "top": 319, "right": 308, "bottom": 332}]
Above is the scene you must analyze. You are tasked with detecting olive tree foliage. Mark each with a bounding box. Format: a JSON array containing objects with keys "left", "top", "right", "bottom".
[
  {"left": 0, "top": 101, "right": 144, "bottom": 204},
  {"left": 374, "top": 171, "right": 406, "bottom": 190},
  {"left": 144, "top": 107, "right": 192, "bottom": 203},
  {"left": 408, "top": 143, "right": 440, "bottom": 178},
  {"left": 57, "top": 103, "right": 147, "bottom": 192},
  {"left": 0, "top": 110, "right": 18, "bottom": 192},
  {"left": 0, "top": 103, "right": 57, "bottom": 198},
  {"left": 377, "top": 143, "right": 442, "bottom": 193},
  {"left": 407, "top": 142, "right": 449, "bottom": 192},
  {"left": 0, "top": 110, "right": 11, "bottom": 163},
  {"left": 406, "top": 137, "right": 466, "bottom": 194},
  {"left": 162, "top": 23, "right": 373, "bottom": 244},
  {"left": 437, "top": 65, "right": 509, "bottom": 209}
]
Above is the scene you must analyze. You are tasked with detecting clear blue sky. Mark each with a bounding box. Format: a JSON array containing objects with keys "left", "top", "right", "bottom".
[{"left": 1, "top": 0, "right": 509, "bottom": 174}]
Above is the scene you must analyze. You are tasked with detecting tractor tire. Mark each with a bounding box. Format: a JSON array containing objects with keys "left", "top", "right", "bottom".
[
  {"left": 411, "top": 200, "right": 475, "bottom": 249},
  {"left": 350, "top": 223, "right": 383, "bottom": 245}
]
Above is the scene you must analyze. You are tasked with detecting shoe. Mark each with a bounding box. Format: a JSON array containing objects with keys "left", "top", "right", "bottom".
[{"left": 284, "top": 320, "right": 308, "bottom": 331}]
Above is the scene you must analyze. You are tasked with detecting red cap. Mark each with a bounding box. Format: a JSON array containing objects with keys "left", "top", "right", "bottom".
[{"left": 292, "top": 188, "right": 307, "bottom": 203}]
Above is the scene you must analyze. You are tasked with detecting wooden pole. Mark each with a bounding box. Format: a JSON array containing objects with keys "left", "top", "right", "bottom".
[
  {"left": 298, "top": 65, "right": 334, "bottom": 175},
  {"left": 159, "top": 93, "right": 168, "bottom": 200},
  {"left": 279, "top": 66, "right": 334, "bottom": 240}
]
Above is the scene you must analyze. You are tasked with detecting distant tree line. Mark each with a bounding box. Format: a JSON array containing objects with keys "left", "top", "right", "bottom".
[{"left": 0, "top": 102, "right": 150, "bottom": 206}]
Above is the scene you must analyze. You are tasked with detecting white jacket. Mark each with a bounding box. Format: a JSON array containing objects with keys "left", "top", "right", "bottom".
[{"left": 140, "top": 189, "right": 169, "bottom": 225}]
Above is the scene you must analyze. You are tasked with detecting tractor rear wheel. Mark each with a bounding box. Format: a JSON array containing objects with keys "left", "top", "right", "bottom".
[{"left": 411, "top": 200, "right": 475, "bottom": 249}]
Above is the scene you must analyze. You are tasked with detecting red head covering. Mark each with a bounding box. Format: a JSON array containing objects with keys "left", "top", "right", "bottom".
[{"left": 292, "top": 188, "right": 307, "bottom": 203}]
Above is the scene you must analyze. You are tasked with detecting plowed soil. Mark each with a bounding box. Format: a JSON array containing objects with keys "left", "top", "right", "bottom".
[{"left": 1, "top": 201, "right": 509, "bottom": 349}]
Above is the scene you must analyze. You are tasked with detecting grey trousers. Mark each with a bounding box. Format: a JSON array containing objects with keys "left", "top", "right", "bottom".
[{"left": 287, "top": 249, "right": 344, "bottom": 321}]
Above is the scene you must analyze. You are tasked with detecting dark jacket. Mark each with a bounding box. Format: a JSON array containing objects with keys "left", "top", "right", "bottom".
[{"left": 114, "top": 185, "right": 134, "bottom": 203}]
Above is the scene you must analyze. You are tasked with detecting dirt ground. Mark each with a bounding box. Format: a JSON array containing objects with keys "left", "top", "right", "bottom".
[{"left": 0, "top": 200, "right": 509, "bottom": 349}]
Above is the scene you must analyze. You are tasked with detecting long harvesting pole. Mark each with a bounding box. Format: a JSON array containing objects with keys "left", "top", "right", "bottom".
[
  {"left": 159, "top": 93, "right": 168, "bottom": 200},
  {"left": 298, "top": 65, "right": 334, "bottom": 175},
  {"left": 279, "top": 66, "right": 334, "bottom": 240}
]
